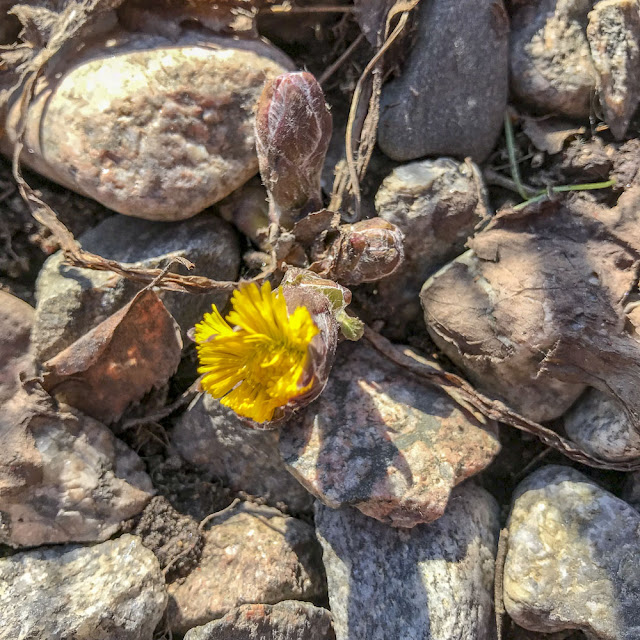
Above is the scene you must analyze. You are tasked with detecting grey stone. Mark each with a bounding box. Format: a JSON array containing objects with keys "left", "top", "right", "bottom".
[
  {"left": 378, "top": 0, "right": 509, "bottom": 162},
  {"left": 167, "top": 502, "right": 326, "bottom": 634},
  {"left": 315, "top": 483, "right": 500, "bottom": 640},
  {"left": 510, "top": 0, "right": 597, "bottom": 118},
  {"left": 183, "top": 601, "right": 335, "bottom": 640},
  {"left": 564, "top": 388, "right": 640, "bottom": 462},
  {"left": 0, "top": 534, "right": 167, "bottom": 640},
  {"left": 2, "top": 29, "right": 291, "bottom": 220},
  {"left": 0, "top": 385, "right": 154, "bottom": 547},
  {"left": 280, "top": 341, "right": 501, "bottom": 528},
  {"left": 504, "top": 465, "right": 640, "bottom": 639},
  {"left": 171, "top": 393, "right": 313, "bottom": 514},
  {"left": 355, "top": 158, "right": 487, "bottom": 339},
  {"left": 33, "top": 212, "right": 240, "bottom": 362},
  {"left": 587, "top": 0, "right": 640, "bottom": 139},
  {"left": 0, "top": 291, "right": 35, "bottom": 405}
]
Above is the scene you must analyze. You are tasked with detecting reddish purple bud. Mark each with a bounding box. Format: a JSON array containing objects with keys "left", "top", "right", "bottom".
[
  {"left": 331, "top": 219, "right": 405, "bottom": 285},
  {"left": 255, "top": 71, "right": 332, "bottom": 229}
]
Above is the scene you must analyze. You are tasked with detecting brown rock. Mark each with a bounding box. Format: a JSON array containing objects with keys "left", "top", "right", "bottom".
[
  {"left": 279, "top": 341, "right": 501, "bottom": 528},
  {"left": 510, "top": 0, "right": 597, "bottom": 118},
  {"left": 167, "top": 503, "right": 326, "bottom": 634},
  {"left": 354, "top": 158, "right": 488, "bottom": 340},
  {"left": 587, "top": 0, "right": 640, "bottom": 139},
  {"left": 0, "top": 291, "right": 35, "bottom": 405},
  {"left": 183, "top": 601, "right": 335, "bottom": 640},
  {"left": 3, "top": 29, "right": 291, "bottom": 220},
  {"left": 0, "top": 384, "right": 153, "bottom": 547}
]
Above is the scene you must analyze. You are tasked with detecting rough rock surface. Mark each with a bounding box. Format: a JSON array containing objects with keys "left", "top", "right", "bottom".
[
  {"left": 280, "top": 342, "right": 500, "bottom": 528},
  {"left": 167, "top": 503, "right": 326, "bottom": 634},
  {"left": 183, "top": 601, "right": 335, "bottom": 640},
  {"left": 0, "top": 385, "right": 153, "bottom": 547},
  {"left": 0, "top": 534, "right": 167, "bottom": 640},
  {"left": 0, "top": 291, "right": 35, "bottom": 404},
  {"left": 510, "top": 0, "right": 597, "bottom": 118},
  {"left": 564, "top": 388, "right": 640, "bottom": 461},
  {"left": 3, "top": 30, "right": 291, "bottom": 220},
  {"left": 354, "top": 158, "right": 488, "bottom": 339},
  {"left": 587, "top": 0, "right": 640, "bottom": 139},
  {"left": 171, "top": 394, "right": 313, "bottom": 513},
  {"left": 378, "top": 0, "right": 509, "bottom": 162},
  {"left": 504, "top": 465, "right": 640, "bottom": 639},
  {"left": 33, "top": 212, "right": 239, "bottom": 362},
  {"left": 315, "top": 483, "right": 500, "bottom": 640}
]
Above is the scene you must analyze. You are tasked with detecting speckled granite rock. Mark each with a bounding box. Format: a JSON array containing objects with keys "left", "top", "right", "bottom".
[
  {"left": 0, "top": 385, "right": 153, "bottom": 547},
  {"left": 564, "top": 388, "right": 640, "bottom": 462},
  {"left": 354, "top": 158, "right": 488, "bottom": 339},
  {"left": 2, "top": 30, "right": 291, "bottom": 220},
  {"left": 33, "top": 213, "right": 239, "bottom": 362},
  {"left": 280, "top": 342, "right": 500, "bottom": 528},
  {"left": 171, "top": 394, "right": 313, "bottom": 514},
  {"left": 183, "top": 601, "right": 335, "bottom": 640},
  {"left": 378, "top": 0, "right": 508, "bottom": 162},
  {"left": 0, "top": 534, "right": 167, "bottom": 640},
  {"left": 167, "top": 503, "right": 326, "bottom": 634},
  {"left": 315, "top": 483, "right": 500, "bottom": 640},
  {"left": 510, "top": 0, "right": 597, "bottom": 118},
  {"left": 587, "top": 0, "right": 640, "bottom": 139},
  {"left": 0, "top": 291, "right": 35, "bottom": 404},
  {"left": 504, "top": 465, "right": 640, "bottom": 639}
]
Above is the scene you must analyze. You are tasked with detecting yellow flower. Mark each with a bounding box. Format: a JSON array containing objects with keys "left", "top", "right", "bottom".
[{"left": 194, "top": 281, "right": 319, "bottom": 423}]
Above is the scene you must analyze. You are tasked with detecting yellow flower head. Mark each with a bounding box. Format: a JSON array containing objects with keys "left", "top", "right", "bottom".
[{"left": 194, "top": 281, "right": 319, "bottom": 423}]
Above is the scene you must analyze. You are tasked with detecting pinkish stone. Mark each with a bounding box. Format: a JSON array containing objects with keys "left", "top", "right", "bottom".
[
  {"left": 3, "top": 30, "right": 291, "bottom": 220},
  {"left": 279, "top": 342, "right": 501, "bottom": 528}
]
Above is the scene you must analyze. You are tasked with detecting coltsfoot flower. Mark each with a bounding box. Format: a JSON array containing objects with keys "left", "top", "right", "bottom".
[{"left": 194, "top": 281, "right": 320, "bottom": 424}]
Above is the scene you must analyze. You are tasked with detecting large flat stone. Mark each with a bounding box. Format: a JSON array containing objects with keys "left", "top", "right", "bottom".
[
  {"left": 280, "top": 341, "right": 500, "bottom": 528},
  {"left": 315, "top": 483, "right": 500, "bottom": 640}
]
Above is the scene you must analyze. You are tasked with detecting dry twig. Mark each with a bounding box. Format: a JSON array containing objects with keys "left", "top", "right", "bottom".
[{"left": 364, "top": 326, "right": 640, "bottom": 472}]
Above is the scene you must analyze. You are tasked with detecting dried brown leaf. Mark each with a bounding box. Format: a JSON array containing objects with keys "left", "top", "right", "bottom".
[
  {"left": 43, "top": 289, "right": 182, "bottom": 424},
  {"left": 521, "top": 115, "right": 586, "bottom": 155}
]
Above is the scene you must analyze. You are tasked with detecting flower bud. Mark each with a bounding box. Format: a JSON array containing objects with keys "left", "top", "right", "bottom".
[
  {"left": 255, "top": 71, "right": 332, "bottom": 229},
  {"left": 329, "top": 218, "right": 405, "bottom": 285}
]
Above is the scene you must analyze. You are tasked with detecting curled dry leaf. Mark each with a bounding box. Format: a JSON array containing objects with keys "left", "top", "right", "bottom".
[
  {"left": 421, "top": 193, "right": 640, "bottom": 443},
  {"left": 43, "top": 289, "right": 182, "bottom": 424}
]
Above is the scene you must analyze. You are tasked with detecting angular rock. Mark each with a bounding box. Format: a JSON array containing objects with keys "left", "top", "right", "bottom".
[
  {"left": 3, "top": 30, "right": 291, "bottom": 220},
  {"left": 183, "top": 601, "right": 335, "bottom": 640},
  {"left": 0, "top": 385, "right": 153, "bottom": 547},
  {"left": 504, "top": 465, "right": 640, "bottom": 639},
  {"left": 378, "top": 0, "right": 509, "bottom": 162},
  {"left": 587, "top": 0, "right": 640, "bottom": 139},
  {"left": 0, "top": 291, "right": 35, "bottom": 405},
  {"left": 33, "top": 212, "right": 240, "bottom": 362},
  {"left": 510, "top": 0, "right": 597, "bottom": 118},
  {"left": 354, "top": 158, "right": 488, "bottom": 339},
  {"left": 280, "top": 341, "right": 500, "bottom": 528},
  {"left": 167, "top": 503, "right": 326, "bottom": 634},
  {"left": 0, "top": 534, "right": 167, "bottom": 640},
  {"left": 171, "top": 394, "right": 313, "bottom": 514},
  {"left": 315, "top": 483, "right": 500, "bottom": 640},
  {"left": 564, "top": 388, "right": 640, "bottom": 462}
]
